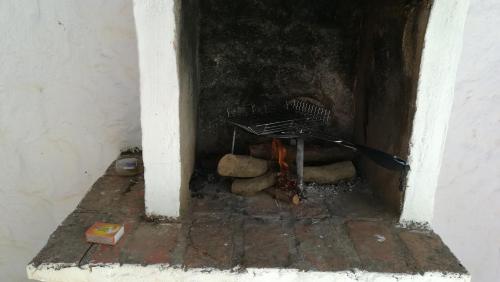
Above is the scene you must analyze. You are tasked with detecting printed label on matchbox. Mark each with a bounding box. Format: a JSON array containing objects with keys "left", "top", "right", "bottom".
[{"left": 85, "top": 222, "right": 124, "bottom": 245}]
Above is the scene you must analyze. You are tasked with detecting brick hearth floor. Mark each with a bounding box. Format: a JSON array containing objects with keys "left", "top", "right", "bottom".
[{"left": 30, "top": 153, "right": 466, "bottom": 277}]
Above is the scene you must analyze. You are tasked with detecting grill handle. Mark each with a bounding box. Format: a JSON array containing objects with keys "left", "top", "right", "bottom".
[
  {"left": 309, "top": 133, "right": 409, "bottom": 171},
  {"left": 354, "top": 144, "right": 409, "bottom": 171}
]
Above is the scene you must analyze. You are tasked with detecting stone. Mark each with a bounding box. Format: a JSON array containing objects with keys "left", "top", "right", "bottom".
[
  {"left": 231, "top": 171, "right": 277, "bottom": 196},
  {"left": 303, "top": 161, "right": 356, "bottom": 184},
  {"left": 217, "top": 154, "right": 268, "bottom": 178}
]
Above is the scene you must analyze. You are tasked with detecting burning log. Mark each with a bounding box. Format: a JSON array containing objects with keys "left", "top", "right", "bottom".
[
  {"left": 217, "top": 154, "right": 268, "bottom": 178},
  {"left": 231, "top": 172, "right": 277, "bottom": 196},
  {"left": 249, "top": 143, "right": 355, "bottom": 164},
  {"left": 303, "top": 161, "right": 356, "bottom": 184},
  {"left": 272, "top": 139, "right": 288, "bottom": 172},
  {"left": 264, "top": 187, "right": 300, "bottom": 205}
]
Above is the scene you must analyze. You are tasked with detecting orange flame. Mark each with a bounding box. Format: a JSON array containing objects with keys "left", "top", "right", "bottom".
[{"left": 272, "top": 139, "right": 288, "bottom": 173}]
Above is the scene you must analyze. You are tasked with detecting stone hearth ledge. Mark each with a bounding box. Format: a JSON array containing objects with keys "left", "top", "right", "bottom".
[
  {"left": 27, "top": 264, "right": 470, "bottom": 282},
  {"left": 27, "top": 154, "right": 469, "bottom": 282}
]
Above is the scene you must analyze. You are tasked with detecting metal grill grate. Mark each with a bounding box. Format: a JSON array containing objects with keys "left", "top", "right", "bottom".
[
  {"left": 227, "top": 98, "right": 331, "bottom": 137},
  {"left": 226, "top": 98, "right": 408, "bottom": 174}
]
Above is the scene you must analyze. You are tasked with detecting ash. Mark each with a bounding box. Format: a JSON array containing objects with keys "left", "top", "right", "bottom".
[{"left": 303, "top": 177, "right": 368, "bottom": 198}]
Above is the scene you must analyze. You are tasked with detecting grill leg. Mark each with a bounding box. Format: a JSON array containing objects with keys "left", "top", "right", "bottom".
[
  {"left": 296, "top": 138, "right": 304, "bottom": 192},
  {"left": 231, "top": 128, "right": 236, "bottom": 154}
]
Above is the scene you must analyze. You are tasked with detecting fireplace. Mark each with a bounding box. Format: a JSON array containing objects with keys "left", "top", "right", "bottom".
[
  {"left": 184, "top": 0, "right": 429, "bottom": 217},
  {"left": 27, "top": 1, "right": 472, "bottom": 280},
  {"left": 135, "top": 0, "right": 468, "bottom": 225}
]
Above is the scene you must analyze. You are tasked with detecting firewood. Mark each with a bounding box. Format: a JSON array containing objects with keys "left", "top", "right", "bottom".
[
  {"left": 264, "top": 187, "right": 300, "bottom": 205},
  {"left": 249, "top": 143, "right": 274, "bottom": 159},
  {"left": 303, "top": 161, "right": 356, "bottom": 184},
  {"left": 217, "top": 154, "right": 268, "bottom": 178},
  {"left": 249, "top": 143, "right": 355, "bottom": 164},
  {"left": 231, "top": 172, "right": 277, "bottom": 196}
]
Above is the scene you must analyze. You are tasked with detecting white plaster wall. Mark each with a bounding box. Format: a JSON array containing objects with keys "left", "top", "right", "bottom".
[
  {"left": 0, "top": 1, "right": 141, "bottom": 281},
  {"left": 134, "top": 0, "right": 188, "bottom": 218},
  {"left": 433, "top": 0, "right": 500, "bottom": 281},
  {"left": 401, "top": 0, "right": 470, "bottom": 224}
]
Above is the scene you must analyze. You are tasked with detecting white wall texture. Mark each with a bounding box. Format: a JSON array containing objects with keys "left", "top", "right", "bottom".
[
  {"left": 133, "top": 0, "right": 184, "bottom": 218},
  {"left": 401, "top": 0, "right": 470, "bottom": 224},
  {"left": 0, "top": 0, "right": 498, "bottom": 281},
  {"left": 0, "top": 1, "right": 141, "bottom": 281},
  {"left": 433, "top": 0, "right": 500, "bottom": 282}
]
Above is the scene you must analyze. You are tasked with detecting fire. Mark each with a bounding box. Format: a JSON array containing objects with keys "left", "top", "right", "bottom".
[
  {"left": 272, "top": 138, "right": 288, "bottom": 173},
  {"left": 271, "top": 138, "right": 300, "bottom": 205}
]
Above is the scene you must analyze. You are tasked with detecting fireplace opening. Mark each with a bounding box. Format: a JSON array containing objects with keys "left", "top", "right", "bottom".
[
  {"left": 26, "top": 1, "right": 471, "bottom": 279},
  {"left": 190, "top": 0, "right": 432, "bottom": 217}
]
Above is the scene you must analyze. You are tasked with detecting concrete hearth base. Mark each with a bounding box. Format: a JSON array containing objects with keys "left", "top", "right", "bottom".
[
  {"left": 27, "top": 154, "right": 469, "bottom": 282},
  {"left": 27, "top": 265, "right": 468, "bottom": 282}
]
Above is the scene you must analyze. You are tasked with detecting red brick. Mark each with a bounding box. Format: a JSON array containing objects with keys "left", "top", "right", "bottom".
[
  {"left": 294, "top": 219, "right": 360, "bottom": 271},
  {"left": 399, "top": 231, "right": 466, "bottom": 273},
  {"left": 183, "top": 215, "right": 236, "bottom": 268},
  {"left": 191, "top": 193, "right": 233, "bottom": 214},
  {"left": 77, "top": 176, "right": 131, "bottom": 213},
  {"left": 243, "top": 218, "right": 290, "bottom": 268},
  {"left": 347, "top": 220, "right": 410, "bottom": 272},
  {"left": 31, "top": 212, "right": 101, "bottom": 266},
  {"left": 244, "top": 192, "right": 289, "bottom": 217},
  {"left": 31, "top": 153, "right": 466, "bottom": 275},
  {"left": 123, "top": 223, "right": 180, "bottom": 264},
  {"left": 292, "top": 197, "right": 329, "bottom": 219},
  {"left": 326, "top": 190, "right": 394, "bottom": 219}
]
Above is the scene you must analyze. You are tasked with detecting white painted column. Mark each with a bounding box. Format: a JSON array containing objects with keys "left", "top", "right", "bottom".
[
  {"left": 401, "top": 0, "right": 470, "bottom": 224},
  {"left": 134, "top": 0, "right": 182, "bottom": 218}
]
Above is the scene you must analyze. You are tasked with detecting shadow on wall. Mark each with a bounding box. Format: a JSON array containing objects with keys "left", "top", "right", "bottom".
[{"left": 0, "top": 1, "right": 141, "bottom": 281}]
